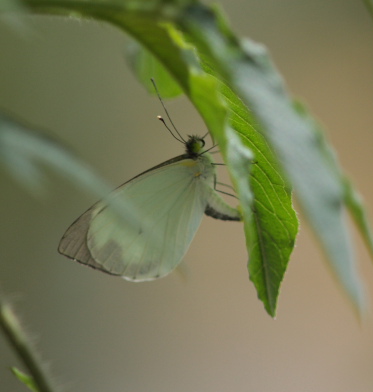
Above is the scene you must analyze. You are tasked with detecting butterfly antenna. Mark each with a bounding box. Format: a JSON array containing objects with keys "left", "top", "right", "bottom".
[
  {"left": 151, "top": 78, "right": 186, "bottom": 143},
  {"left": 157, "top": 116, "right": 184, "bottom": 143}
]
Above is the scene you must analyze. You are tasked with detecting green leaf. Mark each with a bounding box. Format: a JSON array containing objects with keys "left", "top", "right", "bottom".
[
  {"left": 182, "top": 5, "right": 365, "bottom": 311},
  {"left": 344, "top": 179, "right": 373, "bottom": 259},
  {"left": 127, "top": 41, "right": 183, "bottom": 98},
  {"left": 176, "top": 60, "right": 296, "bottom": 317},
  {"left": 207, "top": 77, "right": 298, "bottom": 315},
  {"left": 11, "top": 367, "right": 39, "bottom": 392},
  {"left": 293, "top": 102, "right": 373, "bottom": 263}
]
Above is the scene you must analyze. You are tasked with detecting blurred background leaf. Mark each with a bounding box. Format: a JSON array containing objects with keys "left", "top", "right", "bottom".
[{"left": 12, "top": 367, "right": 39, "bottom": 392}]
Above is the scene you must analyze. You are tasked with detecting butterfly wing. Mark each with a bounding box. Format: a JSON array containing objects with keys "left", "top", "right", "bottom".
[
  {"left": 59, "top": 156, "right": 214, "bottom": 281},
  {"left": 58, "top": 205, "right": 111, "bottom": 273}
]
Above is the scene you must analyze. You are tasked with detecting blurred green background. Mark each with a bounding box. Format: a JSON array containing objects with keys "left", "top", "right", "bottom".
[{"left": 1, "top": 1, "right": 373, "bottom": 391}]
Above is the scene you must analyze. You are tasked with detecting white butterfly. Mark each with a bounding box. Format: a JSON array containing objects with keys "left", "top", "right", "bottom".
[
  {"left": 58, "top": 132, "right": 241, "bottom": 281},
  {"left": 59, "top": 80, "right": 241, "bottom": 281}
]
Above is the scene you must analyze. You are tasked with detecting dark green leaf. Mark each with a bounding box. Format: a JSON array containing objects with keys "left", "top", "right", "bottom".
[{"left": 207, "top": 76, "right": 298, "bottom": 315}]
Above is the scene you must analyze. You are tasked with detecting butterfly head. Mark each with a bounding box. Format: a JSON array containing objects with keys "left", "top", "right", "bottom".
[{"left": 185, "top": 135, "right": 206, "bottom": 158}]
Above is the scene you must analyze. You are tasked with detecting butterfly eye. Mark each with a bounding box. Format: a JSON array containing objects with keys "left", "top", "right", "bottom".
[
  {"left": 196, "top": 138, "right": 205, "bottom": 149},
  {"left": 194, "top": 138, "right": 205, "bottom": 154}
]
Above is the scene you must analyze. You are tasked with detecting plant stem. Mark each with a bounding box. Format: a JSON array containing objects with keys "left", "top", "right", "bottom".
[{"left": 0, "top": 300, "right": 56, "bottom": 392}]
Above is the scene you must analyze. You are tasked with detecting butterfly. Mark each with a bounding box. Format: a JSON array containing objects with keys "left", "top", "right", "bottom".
[{"left": 58, "top": 84, "right": 241, "bottom": 281}]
